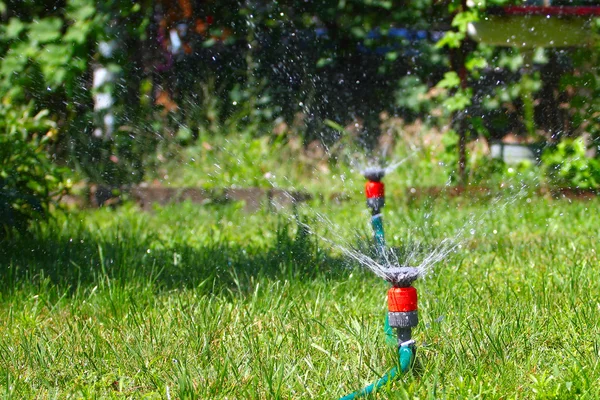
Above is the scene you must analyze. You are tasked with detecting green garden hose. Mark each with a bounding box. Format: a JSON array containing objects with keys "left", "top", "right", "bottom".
[{"left": 339, "top": 345, "right": 413, "bottom": 400}]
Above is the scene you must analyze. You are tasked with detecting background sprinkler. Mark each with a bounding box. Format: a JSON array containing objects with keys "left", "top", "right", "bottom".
[{"left": 362, "top": 167, "right": 386, "bottom": 252}]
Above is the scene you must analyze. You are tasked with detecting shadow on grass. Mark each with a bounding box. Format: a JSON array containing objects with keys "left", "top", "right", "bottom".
[{"left": 0, "top": 217, "right": 353, "bottom": 297}]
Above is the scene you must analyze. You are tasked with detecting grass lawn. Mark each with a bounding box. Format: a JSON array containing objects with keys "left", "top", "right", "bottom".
[{"left": 1, "top": 194, "right": 599, "bottom": 399}]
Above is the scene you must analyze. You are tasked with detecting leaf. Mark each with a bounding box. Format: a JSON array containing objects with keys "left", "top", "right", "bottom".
[
  {"left": 443, "top": 89, "right": 472, "bottom": 112},
  {"left": 436, "top": 71, "right": 460, "bottom": 89},
  {"left": 67, "top": 4, "right": 95, "bottom": 21},
  {"left": 465, "top": 56, "right": 487, "bottom": 71},
  {"left": 28, "top": 18, "right": 63, "bottom": 43},
  {"left": 37, "top": 44, "right": 73, "bottom": 87},
  {"left": 385, "top": 51, "right": 398, "bottom": 61},
  {"left": 64, "top": 22, "right": 91, "bottom": 44},
  {"left": 0, "top": 46, "right": 29, "bottom": 77},
  {"left": 498, "top": 52, "right": 523, "bottom": 73},
  {"left": 5, "top": 18, "right": 26, "bottom": 40},
  {"left": 451, "top": 11, "right": 479, "bottom": 33},
  {"left": 396, "top": 76, "right": 427, "bottom": 111},
  {"left": 37, "top": 44, "right": 73, "bottom": 67},
  {"left": 15, "top": 41, "right": 39, "bottom": 58},
  {"left": 435, "top": 31, "right": 464, "bottom": 49},
  {"left": 203, "top": 38, "right": 216, "bottom": 48},
  {"left": 533, "top": 47, "right": 548, "bottom": 64},
  {"left": 316, "top": 57, "right": 333, "bottom": 68},
  {"left": 33, "top": 109, "right": 50, "bottom": 121},
  {"left": 324, "top": 119, "right": 346, "bottom": 133},
  {"left": 350, "top": 26, "right": 366, "bottom": 39}
]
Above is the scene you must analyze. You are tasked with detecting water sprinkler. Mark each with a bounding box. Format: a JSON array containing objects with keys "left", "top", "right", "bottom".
[
  {"left": 339, "top": 267, "right": 418, "bottom": 400},
  {"left": 362, "top": 167, "right": 386, "bottom": 250}
]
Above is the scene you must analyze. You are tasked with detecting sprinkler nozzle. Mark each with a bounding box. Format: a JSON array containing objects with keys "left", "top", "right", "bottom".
[
  {"left": 381, "top": 267, "right": 420, "bottom": 287},
  {"left": 361, "top": 167, "right": 386, "bottom": 182}
]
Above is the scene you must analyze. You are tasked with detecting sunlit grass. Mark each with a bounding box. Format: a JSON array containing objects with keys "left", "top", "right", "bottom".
[
  {"left": 151, "top": 133, "right": 452, "bottom": 194},
  {"left": 1, "top": 196, "right": 600, "bottom": 398}
]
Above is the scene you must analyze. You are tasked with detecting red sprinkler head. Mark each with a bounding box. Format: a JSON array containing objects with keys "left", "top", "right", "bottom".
[
  {"left": 365, "top": 180, "right": 385, "bottom": 199},
  {"left": 388, "top": 286, "right": 418, "bottom": 312}
]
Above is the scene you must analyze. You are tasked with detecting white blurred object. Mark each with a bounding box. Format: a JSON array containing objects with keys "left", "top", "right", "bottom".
[
  {"left": 490, "top": 142, "right": 541, "bottom": 164},
  {"left": 92, "top": 42, "right": 117, "bottom": 138},
  {"left": 103, "top": 113, "right": 115, "bottom": 137},
  {"left": 94, "top": 92, "right": 114, "bottom": 111},
  {"left": 98, "top": 41, "right": 116, "bottom": 58},
  {"left": 93, "top": 67, "right": 113, "bottom": 89},
  {"left": 169, "top": 29, "right": 182, "bottom": 54}
]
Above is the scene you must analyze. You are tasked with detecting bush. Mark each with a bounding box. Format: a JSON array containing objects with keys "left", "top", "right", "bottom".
[
  {"left": 0, "top": 102, "right": 67, "bottom": 233},
  {"left": 542, "top": 138, "right": 600, "bottom": 189}
]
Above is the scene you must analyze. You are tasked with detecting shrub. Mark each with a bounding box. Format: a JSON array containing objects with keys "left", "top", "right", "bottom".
[
  {"left": 0, "top": 102, "right": 67, "bottom": 233},
  {"left": 542, "top": 138, "right": 600, "bottom": 189}
]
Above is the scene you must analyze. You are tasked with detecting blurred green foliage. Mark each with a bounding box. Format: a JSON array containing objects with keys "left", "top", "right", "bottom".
[
  {"left": 0, "top": 0, "right": 600, "bottom": 224},
  {"left": 0, "top": 0, "right": 153, "bottom": 230},
  {"left": 542, "top": 138, "right": 600, "bottom": 189},
  {"left": 0, "top": 102, "right": 68, "bottom": 232}
]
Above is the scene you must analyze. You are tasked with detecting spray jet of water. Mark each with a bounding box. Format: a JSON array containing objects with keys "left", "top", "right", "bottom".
[
  {"left": 291, "top": 208, "right": 460, "bottom": 285},
  {"left": 358, "top": 153, "right": 415, "bottom": 180}
]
